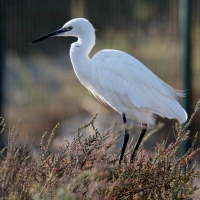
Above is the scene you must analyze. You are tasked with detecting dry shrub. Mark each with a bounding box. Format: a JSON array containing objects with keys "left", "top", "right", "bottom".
[{"left": 0, "top": 101, "right": 200, "bottom": 199}]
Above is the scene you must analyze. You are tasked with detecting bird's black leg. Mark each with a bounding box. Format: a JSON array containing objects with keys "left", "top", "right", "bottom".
[
  {"left": 119, "top": 113, "right": 129, "bottom": 164},
  {"left": 130, "top": 123, "right": 147, "bottom": 163}
]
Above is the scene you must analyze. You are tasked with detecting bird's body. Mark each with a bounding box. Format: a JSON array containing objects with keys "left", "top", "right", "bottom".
[
  {"left": 31, "top": 18, "right": 187, "bottom": 163},
  {"left": 73, "top": 48, "right": 187, "bottom": 125}
]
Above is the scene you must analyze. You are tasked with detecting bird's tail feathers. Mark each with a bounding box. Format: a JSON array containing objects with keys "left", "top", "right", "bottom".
[{"left": 162, "top": 100, "right": 187, "bottom": 123}]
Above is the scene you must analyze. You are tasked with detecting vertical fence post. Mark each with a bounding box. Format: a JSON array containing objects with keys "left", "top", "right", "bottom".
[{"left": 179, "top": 0, "right": 192, "bottom": 154}]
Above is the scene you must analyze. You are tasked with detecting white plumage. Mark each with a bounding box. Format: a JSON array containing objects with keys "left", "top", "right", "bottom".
[
  {"left": 90, "top": 50, "right": 187, "bottom": 125},
  {"left": 31, "top": 18, "right": 187, "bottom": 126}
]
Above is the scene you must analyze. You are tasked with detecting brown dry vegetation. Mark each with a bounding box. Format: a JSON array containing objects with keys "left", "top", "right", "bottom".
[{"left": 0, "top": 100, "right": 200, "bottom": 200}]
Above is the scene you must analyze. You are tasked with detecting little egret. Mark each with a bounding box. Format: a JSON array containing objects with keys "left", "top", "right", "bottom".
[{"left": 31, "top": 18, "right": 187, "bottom": 164}]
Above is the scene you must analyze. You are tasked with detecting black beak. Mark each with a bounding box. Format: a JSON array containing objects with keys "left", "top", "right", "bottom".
[{"left": 30, "top": 28, "right": 67, "bottom": 44}]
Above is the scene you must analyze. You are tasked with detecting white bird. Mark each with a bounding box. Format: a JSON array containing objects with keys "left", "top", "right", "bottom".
[{"left": 31, "top": 18, "right": 187, "bottom": 163}]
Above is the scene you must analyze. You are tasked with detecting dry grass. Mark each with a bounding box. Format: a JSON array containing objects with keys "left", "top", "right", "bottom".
[{"left": 0, "top": 100, "right": 200, "bottom": 199}]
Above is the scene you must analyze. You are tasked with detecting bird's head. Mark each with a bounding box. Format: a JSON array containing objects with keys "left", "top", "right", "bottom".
[{"left": 30, "top": 18, "right": 95, "bottom": 44}]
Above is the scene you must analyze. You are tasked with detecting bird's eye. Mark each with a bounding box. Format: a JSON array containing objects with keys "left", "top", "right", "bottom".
[{"left": 67, "top": 26, "right": 73, "bottom": 31}]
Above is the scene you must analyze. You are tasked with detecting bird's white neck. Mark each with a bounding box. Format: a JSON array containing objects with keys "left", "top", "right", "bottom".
[
  {"left": 69, "top": 32, "right": 95, "bottom": 87},
  {"left": 70, "top": 32, "right": 95, "bottom": 60}
]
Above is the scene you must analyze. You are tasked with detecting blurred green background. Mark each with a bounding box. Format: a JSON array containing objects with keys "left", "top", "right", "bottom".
[{"left": 0, "top": 0, "right": 200, "bottom": 148}]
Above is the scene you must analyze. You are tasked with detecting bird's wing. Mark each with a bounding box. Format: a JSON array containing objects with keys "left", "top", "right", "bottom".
[{"left": 90, "top": 50, "right": 187, "bottom": 122}]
